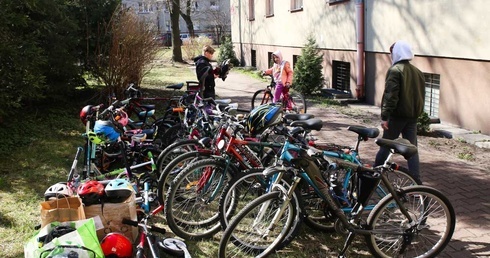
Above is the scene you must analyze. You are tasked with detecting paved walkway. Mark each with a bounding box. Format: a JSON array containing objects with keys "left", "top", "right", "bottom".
[{"left": 215, "top": 71, "right": 490, "bottom": 258}]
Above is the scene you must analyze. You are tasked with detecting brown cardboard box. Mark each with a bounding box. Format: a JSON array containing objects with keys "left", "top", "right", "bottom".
[
  {"left": 40, "top": 196, "right": 86, "bottom": 227},
  {"left": 83, "top": 193, "right": 138, "bottom": 242}
]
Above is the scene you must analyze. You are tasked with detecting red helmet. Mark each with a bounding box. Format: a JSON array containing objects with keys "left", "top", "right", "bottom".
[
  {"left": 77, "top": 180, "right": 105, "bottom": 206},
  {"left": 100, "top": 232, "right": 133, "bottom": 258},
  {"left": 80, "top": 105, "right": 94, "bottom": 125}
]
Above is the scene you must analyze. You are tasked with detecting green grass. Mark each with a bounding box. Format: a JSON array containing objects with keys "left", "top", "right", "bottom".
[{"left": 0, "top": 47, "right": 373, "bottom": 258}]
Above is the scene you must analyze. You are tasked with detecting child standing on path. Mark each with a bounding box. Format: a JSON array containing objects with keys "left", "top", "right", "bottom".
[{"left": 263, "top": 50, "right": 293, "bottom": 103}]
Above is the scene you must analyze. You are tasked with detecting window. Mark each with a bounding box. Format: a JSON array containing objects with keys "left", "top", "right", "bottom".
[
  {"left": 327, "top": 0, "right": 349, "bottom": 5},
  {"left": 290, "top": 0, "right": 303, "bottom": 11},
  {"left": 210, "top": 1, "right": 219, "bottom": 10},
  {"left": 332, "top": 60, "right": 351, "bottom": 92},
  {"left": 249, "top": 0, "right": 255, "bottom": 21},
  {"left": 266, "top": 0, "right": 274, "bottom": 17},
  {"left": 292, "top": 55, "right": 299, "bottom": 69},
  {"left": 251, "top": 50, "right": 257, "bottom": 67},
  {"left": 424, "top": 73, "right": 440, "bottom": 118},
  {"left": 268, "top": 52, "right": 274, "bottom": 67}
]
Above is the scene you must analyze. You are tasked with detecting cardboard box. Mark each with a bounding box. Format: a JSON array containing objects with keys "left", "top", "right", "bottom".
[
  {"left": 83, "top": 193, "right": 138, "bottom": 242},
  {"left": 40, "top": 196, "right": 86, "bottom": 228}
]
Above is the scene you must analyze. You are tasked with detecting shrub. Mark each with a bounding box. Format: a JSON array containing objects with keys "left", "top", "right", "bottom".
[
  {"left": 182, "top": 36, "right": 213, "bottom": 61},
  {"left": 292, "top": 35, "right": 324, "bottom": 96},
  {"left": 218, "top": 36, "right": 240, "bottom": 66},
  {"left": 417, "top": 111, "right": 432, "bottom": 134}
]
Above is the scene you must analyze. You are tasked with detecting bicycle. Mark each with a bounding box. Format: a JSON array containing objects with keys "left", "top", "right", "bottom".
[
  {"left": 219, "top": 138, "right": 455, "bottom": 258},
  {"left": 251, "top": 74, "right": 307, "bottom": 114},
  {"left": 122, "top": 205, "right": 192, "bottom": 258}
]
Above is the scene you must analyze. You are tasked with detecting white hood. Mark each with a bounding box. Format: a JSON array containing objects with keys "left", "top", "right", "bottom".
[
  {"left": 273, "top": 50, "right": 283, "bottom": 64},
  {"left": 391, "top": 40, "right": 414, "bottom": 65}
]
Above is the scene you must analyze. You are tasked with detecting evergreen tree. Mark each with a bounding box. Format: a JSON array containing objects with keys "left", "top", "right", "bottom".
[
  {"left": 218, "top": 36, "right": 240, "bottom": 66},
  {"left": 293, "top": 36, "right": 324, "bottom": 96}
]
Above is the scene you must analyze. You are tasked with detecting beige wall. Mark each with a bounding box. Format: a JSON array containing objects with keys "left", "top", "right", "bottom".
[{"left": 231, "top": 0, "right": 490, "bottom": 134}]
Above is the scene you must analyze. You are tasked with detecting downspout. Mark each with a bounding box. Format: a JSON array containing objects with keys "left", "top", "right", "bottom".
[
  {"left": 238, "top": 0, "right": 244, "bottom": 66},
  {"left": 355, "top": 0, "right": 365, "bottom": 100}
]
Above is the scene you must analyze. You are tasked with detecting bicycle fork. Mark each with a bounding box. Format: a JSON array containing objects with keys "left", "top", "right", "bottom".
[{"left": 254, "top": 175, "right": 301, "bottom": 240}]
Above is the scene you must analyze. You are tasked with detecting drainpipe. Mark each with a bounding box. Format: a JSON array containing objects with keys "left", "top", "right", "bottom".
[
  {"left": 355, "top": 0, "right": 365, "bottom": 100},
  {"left": 238, "top": 0, "right": 244, "bottom": 66}
]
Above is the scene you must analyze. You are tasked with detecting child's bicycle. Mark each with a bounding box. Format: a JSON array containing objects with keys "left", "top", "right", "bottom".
[{"left": 251, "top": 74, "right": 307, "bottom": 114}]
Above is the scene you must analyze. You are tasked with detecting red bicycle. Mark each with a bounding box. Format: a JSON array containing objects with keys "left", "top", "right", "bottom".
[{"left": 251, "top": 74, "right": 307, "bottom": 114}]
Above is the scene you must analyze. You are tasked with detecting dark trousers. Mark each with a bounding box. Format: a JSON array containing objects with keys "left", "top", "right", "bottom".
[
  {"left": 374, "top": 117, "right": 422, "bottom": 184},
  {"left": 203, "top": 87, "right": 215, "bottom": 99}
]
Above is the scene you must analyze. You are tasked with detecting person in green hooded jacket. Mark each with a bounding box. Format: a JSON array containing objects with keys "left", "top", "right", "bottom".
[{"left": 374, "top": 40, "right": 425, "bottom": 184}]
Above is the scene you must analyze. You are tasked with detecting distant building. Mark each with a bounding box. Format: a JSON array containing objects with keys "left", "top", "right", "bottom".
[
  {"left": 230, "top": 0, "right": 490, "bottom": 134},
  {"left": 122, "top": 0, "right": 231, "bottom": 45}
]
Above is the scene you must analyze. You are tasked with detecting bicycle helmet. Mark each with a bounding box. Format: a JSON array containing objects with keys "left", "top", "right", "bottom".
[
  {"left": 94, "top": 120, "right": 120, "bottom": 143},
  {"left": 247, "top": 103, "right": 283, "bottom": 136},
  {"left": 44, "top": 182, "right": 74, "bottom": 201},
  {"left": 77, "top": 180, "right": 105, "bottom": 206},
  {"left": 105, "top": 178, "right": 135, "bottom": 202},
  {"left": 100, "top": 232, "right": 133, "bottom": 258},
  {"left": 80, "top": 105, "right": 94, "bottom": 126},
  {"left": 114, "top": 108, "right": 129, "bottom": 127}
]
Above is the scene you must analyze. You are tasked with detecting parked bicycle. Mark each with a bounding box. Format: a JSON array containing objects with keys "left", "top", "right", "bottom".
[
  {"left": 251, "top": 74, "right": 307, "bottom": 114},
  {"left": 219, "top": 138, "right": 455, "bottom": 258}
]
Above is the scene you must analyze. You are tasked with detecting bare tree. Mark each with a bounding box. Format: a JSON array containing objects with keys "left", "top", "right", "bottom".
[
  {"left": 200, "top": 0, "right": 230, "bottom": 44},
  {"left": 166, "top": 0, "right": 183, "bottom": 62},
  {"left": 179, "top": 0, "right": 195, "bottom": 37},
  {"left": 94, "top": 9, "right": 160, "bottom": 100}
]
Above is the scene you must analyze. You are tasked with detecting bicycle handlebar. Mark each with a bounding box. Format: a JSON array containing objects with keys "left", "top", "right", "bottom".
[{"left": 122, "top": 218, "right": 167, "bottom": 234}]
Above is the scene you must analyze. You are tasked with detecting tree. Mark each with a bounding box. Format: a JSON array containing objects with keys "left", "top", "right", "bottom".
[
  {"left": 179, "top": 0, "right": 195, "bottom": 37},
  {"left": 167, "top": 0, "right": 183, "bottom": 62},
  {"left": 218, "top": 36, "right": 239, "bottom": 66},
  {"left": 92, "top": 9, "right": 160, "bottom": 100},
  {"left": 0, "top": 0, "right": 82, "bottom": 119},
  {"left": 293, "top": 35, "right": 324, "bottom": 96}
]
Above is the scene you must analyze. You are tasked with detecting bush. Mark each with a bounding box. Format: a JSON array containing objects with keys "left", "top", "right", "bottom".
[
  {"left": 218, "top": 36, "right": 240, "bottom": 66},
  {"left": 182, "top": 36, "right": 214, "bottom": 61},
  {"left": 417, "top": 111, "right": 432, "bottom": 134},
  {"left": 292, "top": 35, "right": 324, "bottom": 96}
]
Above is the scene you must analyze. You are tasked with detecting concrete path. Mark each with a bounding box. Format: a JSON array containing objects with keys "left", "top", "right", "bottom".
[{"left": 215, "top": 71, "right": 490, "bottom": 258}]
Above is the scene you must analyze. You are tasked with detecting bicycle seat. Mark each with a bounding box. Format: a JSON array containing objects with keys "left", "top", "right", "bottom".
[
  {"left": 347, "top": 125, "right": 380, "bottom": 139},
  {"left": 215, "top": 98, "right": 232, "bottom": 105},
  {"left": 138, "top": 104, "right": 155, "bottom": 110},
  {"left": 375, "top": 138, "right": 418, "bottom": 159},
  {"left": 284, "top": 113, "right": 315, "bottom": 121},
  {"left": 289, "top": 118, "right": 323, "bottom": 131},
  {"left": 166, "top": 82, "right": 185, "bottom": 90}
]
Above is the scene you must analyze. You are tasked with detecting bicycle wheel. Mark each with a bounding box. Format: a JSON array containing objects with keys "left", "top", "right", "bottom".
[
  {"left": 218, "top": 169, "right": 303, "bottom": 250},
  {"left": 165, "top": 158, "right": 235, "bottom": 240},
  {"left": 156, "top": 139, "right": 200, "bottom": 177},
  {"left": 286, "top": 91, "right": 307, "bottom": 114},
  {"left": 366, "top": 185, "right": 455, "bottom": 258},
  {"left": 157, "top": 150, "right": 211, "bottom": 205},
  {"left": 218, "top": 191, "right": 297, "bottom": 258},
  {"left": 251, "top": 89, "right": 273, "bottom": 109},
  {"left": 159, "top": 123, "right": 189, "bottom": 148},
  {"left": 369, "top": 168, "right": 418, "bottom": 208}
]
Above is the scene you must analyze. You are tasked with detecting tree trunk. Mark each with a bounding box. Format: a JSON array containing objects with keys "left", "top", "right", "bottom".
[
  {"left": 170, "top": 0, "right": 183, "bottom": 62},
  {"left": 180, "top": 0, "right": 195, "bottom": 37}
]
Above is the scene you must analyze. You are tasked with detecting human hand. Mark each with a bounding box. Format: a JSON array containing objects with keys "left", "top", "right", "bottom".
[
  {"left": 285, "top": 83, "right": 291, "bottom": 88},
  {"left": 381, "top": 121, "right": 389, "bottom": 130}
]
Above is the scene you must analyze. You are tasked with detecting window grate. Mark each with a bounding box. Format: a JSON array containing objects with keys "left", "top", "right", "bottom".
[
  {"left": 251, "top": 50, "right": 257, "bottom": 67},
  {"left": 332, "top": 61, "right": 351, "bottom": 92},
  {"left": 423, "top": 73, "right": 440, "bottom": 117}
]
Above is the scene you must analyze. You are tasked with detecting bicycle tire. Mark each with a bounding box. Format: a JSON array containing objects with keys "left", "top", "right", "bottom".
[
  {"left": 366, "top": 185, "right": 455, "bottom": 258},
  {"left": 286, "top": 91, "right": 307, "bottom": 114},
  {"left": 159, "top": 123, "right": 189, "bottom": 148},
  {"left": 218, "top": 191, "right": 297, "bottom": 258},
  {"left": 156, "top": 139, "right": 200, "bottom": 176},
  {"left": 302, "top": 167, "right": 418, "bottom": 233},
  {"left": 157, "top": 151, "right": 211, "bottom": 205},
  {"left": 165, "top": 158, "right": 235, "bottom": 240},
  {"left": 218, "top": 169, "right": 303, "bottom": 251},
  {"left": 251, "top": 89, "right": 273, "bottom": 110}
]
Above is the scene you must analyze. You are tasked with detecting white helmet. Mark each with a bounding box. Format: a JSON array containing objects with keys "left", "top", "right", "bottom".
[{"left": 44, "top": 182, "right": 74, "bottom": 201}]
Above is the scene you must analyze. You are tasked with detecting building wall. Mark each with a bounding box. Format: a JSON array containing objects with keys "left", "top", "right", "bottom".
[{"left": 231, "top": 0, "right": 490, "bottom": 134}]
